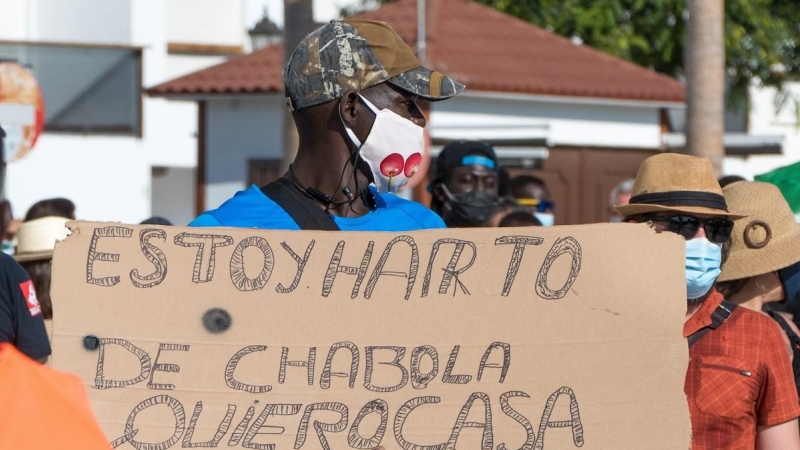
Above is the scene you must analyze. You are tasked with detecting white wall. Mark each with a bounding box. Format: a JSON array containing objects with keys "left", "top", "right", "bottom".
[
  {"left": 0, "top": 0, "right": 224, "bottom": 223},
  {"left": 0, "top": 0, "right": 28, "bottom": 39},
  {"left": 5, "top": 135, "right": 149, "bottom": 223},
  {"left": 151, "top": 167, "right": 195, "bottom": 226},
  {"left": 167, "top": 0, "right": 244, "bottom": 45},
  {"left": 131, "top": 0, "right": 199, "bottom": 171},
  {"left": 204, "top": 95, "right": 284, "bottom": 210},
  {"left": 722, "top": 82, "right": 800, "bottom": 179},
  {"left": 33, "top": 0, "right": 132, "bottom": 44},
  {"left": 431, "top": 93, "right": 666, "bottom": 149}
]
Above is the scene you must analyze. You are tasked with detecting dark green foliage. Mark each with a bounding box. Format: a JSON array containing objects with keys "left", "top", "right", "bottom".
[
  {"left": 478, "top": 0, "right": 800, "bottom": 107},
  {"left": 342, "top": 0, "right": 800, "bottom": 109}
]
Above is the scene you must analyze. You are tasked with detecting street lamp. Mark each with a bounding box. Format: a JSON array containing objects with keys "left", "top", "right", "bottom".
[{"left": 248, "top": 11, "right": 282, "bottom": 51}]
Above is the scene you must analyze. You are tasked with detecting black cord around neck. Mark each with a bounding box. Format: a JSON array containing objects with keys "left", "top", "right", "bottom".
[{"left": 287, "top": 164, "right": 375, "bottom": 210}]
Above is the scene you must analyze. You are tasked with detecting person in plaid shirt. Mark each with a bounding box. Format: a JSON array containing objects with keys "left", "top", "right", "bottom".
[{"left": 616, "top": 153, "right": 800, "bottom": 450}]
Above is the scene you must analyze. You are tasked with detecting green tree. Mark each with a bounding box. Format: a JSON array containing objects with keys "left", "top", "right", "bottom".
[
  {"left": 340, "top": 0, "right": 387, "bottom": 17},
  {"left": 476, "top": 0, "right": 800, "bottom": 108}
]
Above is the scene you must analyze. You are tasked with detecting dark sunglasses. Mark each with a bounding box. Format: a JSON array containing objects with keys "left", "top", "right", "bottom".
[{"left": 642, "top": 214, "right": 733, "bottom": 244}]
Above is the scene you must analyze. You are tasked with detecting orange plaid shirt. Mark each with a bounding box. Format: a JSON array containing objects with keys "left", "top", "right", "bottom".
[{"left": 684, "top": 290, "right": 800, "bottom": 449}]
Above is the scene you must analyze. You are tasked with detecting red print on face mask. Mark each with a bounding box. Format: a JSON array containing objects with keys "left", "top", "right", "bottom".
[
  {"left": 381, "top": 153, "right": 405, "bottom": 191},
  {"left": 404, "top": 153, "right": 422, "bottom": 177},
  {"left": 378, "top": 152, "right": 421, "bottom": 190},
  {"left": 380, "top": 153, "right": 405, "bottom": 178}
]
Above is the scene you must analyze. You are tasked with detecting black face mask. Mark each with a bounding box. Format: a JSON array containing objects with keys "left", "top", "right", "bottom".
[{"left": 442, "top": 189, "right": 500, "bottom": 228}]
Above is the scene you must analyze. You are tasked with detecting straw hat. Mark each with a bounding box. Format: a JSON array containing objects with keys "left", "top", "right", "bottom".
[
  {"left": 14, "top": 216, "right": 70, "bottom": 262},
  {"left": 615, "top": 153, "right": 742, "bottom": 218},
  {"left": 717, "top": 181, "right": 800, "bottom": 282}
]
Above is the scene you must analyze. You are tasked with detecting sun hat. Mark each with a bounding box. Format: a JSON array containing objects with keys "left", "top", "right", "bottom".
[
  {"left": 615, "top": 153, "right": 743, "bottom": 218},
  {"left": 13, "top": 216, "right": 70, "bottom": 262},
  {"left": 284, "top": 19, "right": 465, "bottom": 111},
  {"left": 717, "top": 181, "right": 800, "bottom": 282}
]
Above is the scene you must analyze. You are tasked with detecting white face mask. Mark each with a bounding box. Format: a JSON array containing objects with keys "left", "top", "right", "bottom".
[
  {"left": 534, "top": 212, "right": 555, "bottom": 227},
  {"left": 342, "top": 94, "right": 424, "bottom": 193}
]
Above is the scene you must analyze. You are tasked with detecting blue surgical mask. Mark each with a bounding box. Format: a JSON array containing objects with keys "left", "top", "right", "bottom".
[
  {"left": 685, "top": 238, "right": 721, "bottom": 300},
  {"left": 534, "top": 212, "right": 555, "bottom": 227},
  {"left": 1, "top": 240, "right": 14, "bottom": 256}
]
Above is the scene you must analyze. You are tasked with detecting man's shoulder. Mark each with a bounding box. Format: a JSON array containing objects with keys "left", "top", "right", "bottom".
[
  {"left": 0, "top": 252, "right": 21, "bottom": 269},
  {"left": 190, "top": 185, "right": 296, "bottom": 229},
  {"left": 377, "top": 193, "right": 445, "bottom": 229},
  {"left": 731, "top": 305, "right": 778, "bottom": 324},
  {"left": 727, "top": 305, "right": 786, "bottom": 344},
  {"left": 0, "top": 254, "right": 25, "bottom": 309},
  {"left": 0, "top": 253, "right": 28, "bottom": 285}
]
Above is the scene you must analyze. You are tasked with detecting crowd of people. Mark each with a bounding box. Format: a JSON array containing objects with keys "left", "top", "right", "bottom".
[{"left": 1, "top": 18, "right": 799, "bottom": 450}]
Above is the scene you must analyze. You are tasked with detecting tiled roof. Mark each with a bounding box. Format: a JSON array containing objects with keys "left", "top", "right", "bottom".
[
  {"left": 148, "top": 0, "right": 685, "bottom": 102},
  {"left": 148, "top": 44, "right": 283, "bottom": 96}
]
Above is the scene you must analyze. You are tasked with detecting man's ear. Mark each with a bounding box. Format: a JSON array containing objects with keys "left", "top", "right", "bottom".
[{"left": 339, "top": 90, "right": 360, "bottom": 129}]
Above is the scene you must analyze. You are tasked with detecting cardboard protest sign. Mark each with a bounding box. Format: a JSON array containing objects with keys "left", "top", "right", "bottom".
[{"left": 51, "top": 221, "right": 690, "bottom": 450}]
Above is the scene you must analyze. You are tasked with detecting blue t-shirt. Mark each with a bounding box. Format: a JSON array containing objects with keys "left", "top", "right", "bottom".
[{"left": 189, "top": 185, "right": 445, "bottom": 231}]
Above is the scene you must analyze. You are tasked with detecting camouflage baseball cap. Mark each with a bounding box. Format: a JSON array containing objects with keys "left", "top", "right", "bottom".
[{"left": 284, "top": 19, "right": 465, "bottom": 111}]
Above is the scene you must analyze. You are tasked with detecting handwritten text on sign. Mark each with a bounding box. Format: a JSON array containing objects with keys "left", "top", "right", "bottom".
[
  {"left": 51, "top": 222, "right": 690, "bottom": 450},
  {"left": 85, "top": 227, "right": 581, "bottom": 299}
]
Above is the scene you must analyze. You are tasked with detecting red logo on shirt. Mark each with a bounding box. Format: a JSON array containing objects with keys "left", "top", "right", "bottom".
[{"left": 18, "top": 280, "right": 42, "bottom": 317}]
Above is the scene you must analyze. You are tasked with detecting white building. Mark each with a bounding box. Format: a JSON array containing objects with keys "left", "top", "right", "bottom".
[
  {"left": 723, "top": 82, "right": 800, "bottom": 179},
  {"left": 0, "top": 0, "right": 343, "bottom": 225}
]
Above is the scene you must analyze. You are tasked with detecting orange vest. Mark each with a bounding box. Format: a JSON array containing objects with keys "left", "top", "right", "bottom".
[{"left": 0, "top": 343, "right": 109, "bottom": 450}]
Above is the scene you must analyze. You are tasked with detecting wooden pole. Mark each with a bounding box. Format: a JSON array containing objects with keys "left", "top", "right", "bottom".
[
  {"left": 281, "top": 0, "right": 315, "bottom": 171},
  {"left": 685, "top": 0, "right": 726, "bottom": 175}
]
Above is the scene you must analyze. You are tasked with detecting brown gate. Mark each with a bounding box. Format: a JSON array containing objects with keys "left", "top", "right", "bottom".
[{"left": 506, "top": 147, "right": 657, "bottom": 225}]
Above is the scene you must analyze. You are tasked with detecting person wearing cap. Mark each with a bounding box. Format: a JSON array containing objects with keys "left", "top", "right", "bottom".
[
  {"left": 510, "top": 175, "right": 555, "bottom": 226},
  {"left": 616, "top": 153, "right": 800, "bottom": 450},
  {"left": 428, "top": 140, "right": 501, "bottom": 227},
  {"left": 189, "top": 20, "right": 464, "bottom": 231},
  {"left": 0, "top": 124, "right": 51, "bottom": 363}
]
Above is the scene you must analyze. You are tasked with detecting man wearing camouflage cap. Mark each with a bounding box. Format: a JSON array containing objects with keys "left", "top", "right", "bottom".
[{"left": 190, "top": 19, "right": 464, "bottom": 230}]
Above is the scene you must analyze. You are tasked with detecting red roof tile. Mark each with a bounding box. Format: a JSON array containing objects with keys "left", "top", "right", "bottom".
[
  {"left": 148, "top": 45, "right": 284, "bottom": 96},
  {"left": 148, "top": 0, "right": 685, "bottom": 102}
]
